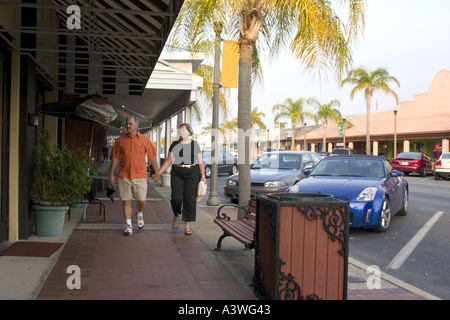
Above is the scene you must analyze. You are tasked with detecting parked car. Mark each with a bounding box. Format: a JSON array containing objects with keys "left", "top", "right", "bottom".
[
  {"left": 391, "top": 152, "right": 433, "bottom": 176},
  {"left": 286, "top": 155, "right": 408, "bottom": 232},
  {"left": 202, "top": 149, "right": 237, "bottom": 178},
  {"left": 318, "top": 151, "right": 330, "bottom": 158},
  {"left": 224, "top": 151, "right": 322, "bottom": 203},
  {"left": 331, "top": 148, "right": 354, "bottom": 156},
  {"left": 434, "top": 152, "right": 450, "bottom": 180}
]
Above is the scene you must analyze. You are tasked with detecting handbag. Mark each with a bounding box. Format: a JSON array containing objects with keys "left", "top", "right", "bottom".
[{"left": 197, "top": 180, "right": 207, "bottom": 201}]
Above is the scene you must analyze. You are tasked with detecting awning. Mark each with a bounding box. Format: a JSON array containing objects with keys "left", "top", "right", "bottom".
[
  {"left": 41, "top": 95, "right": 152, "bottom": 130},
  {"left": 0, "top": 0, "right": 184, "bottom": 96}
]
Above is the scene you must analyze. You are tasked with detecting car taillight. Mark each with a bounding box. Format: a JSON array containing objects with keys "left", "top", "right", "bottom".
[{"left": 436, "top": 160, "right": 442, "bottom": 167}]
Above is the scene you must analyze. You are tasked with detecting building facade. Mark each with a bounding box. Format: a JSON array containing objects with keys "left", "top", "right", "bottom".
[
  {"left": 0, "top": 1, "right": 184, "bottom": 244},
  {"left": 297, "top": 70, "right": 450, "bottom": 159}
]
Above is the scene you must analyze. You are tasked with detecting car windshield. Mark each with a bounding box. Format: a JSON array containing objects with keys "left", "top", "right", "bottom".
[
  {"left": 397, "top": 152, "right": 421, "bottom": 159},
  {"left": 311, "top": 158, "right": 385, "bottom": 178},
  {"left": 251, "top": 153, "right": 301, "bottom": 170},
  {"left": 332, "top": 149, "right": 349, "bottom": 155}
]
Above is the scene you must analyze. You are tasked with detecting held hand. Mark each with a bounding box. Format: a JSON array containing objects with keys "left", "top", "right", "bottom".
[
  {"left": 201, "top": 176, "right": 207, "bottom": 185},
  {"left": 152, "top": 172, "right": 160, "bottom": 182}
]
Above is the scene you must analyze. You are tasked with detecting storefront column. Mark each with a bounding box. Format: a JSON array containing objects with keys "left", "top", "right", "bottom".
[
  {"left": 327, "top": 142, "right": 333, "bottom": 152},
  {"left": 442, "top": 139, "right": 449, "bottom": 153},
  {"left": 372, "top": 141, "right": 379, "bottom": 156},
  {"left": 403, "top": 140, "right": 410, "bottom": 152},
  {"left": 311, "top": 143, "right": 316, "bottom": 152},
  {"left": 8, "top": 50, "right": 20, "bottom": 242},
  {"left": 348, "top": 142, "right": 354, "bottom": 150},
  {"left": 185, "top": 105, "right": 192, "bottom": 124}
]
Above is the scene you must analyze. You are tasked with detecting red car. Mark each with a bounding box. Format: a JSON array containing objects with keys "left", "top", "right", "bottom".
[{"left": 392, "top": 152, "right": 433, "bottom": 177}]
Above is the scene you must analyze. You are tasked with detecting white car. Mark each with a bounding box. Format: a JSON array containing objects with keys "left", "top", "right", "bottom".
[{"left": 434, "top": 152, "right": 450, "bottom": 180}]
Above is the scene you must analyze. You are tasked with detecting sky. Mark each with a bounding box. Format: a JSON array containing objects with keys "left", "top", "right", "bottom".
[{"left": 203, "top": 0, "right": 450, "bottom": 132}]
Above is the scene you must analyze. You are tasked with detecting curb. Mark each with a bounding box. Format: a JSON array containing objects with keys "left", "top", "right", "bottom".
[{"left": 349, "top": 257, "right": 441, "bottom": 300}]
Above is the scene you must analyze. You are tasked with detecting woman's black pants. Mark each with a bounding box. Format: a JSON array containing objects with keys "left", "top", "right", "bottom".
[{"left": 170, "top": 165, "right": 200, "bottom": 222}]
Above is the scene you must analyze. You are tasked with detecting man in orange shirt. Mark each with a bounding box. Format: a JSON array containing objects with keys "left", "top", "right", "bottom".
[{"left": 109, "top": 117, "right": 160, "bottom": 236}]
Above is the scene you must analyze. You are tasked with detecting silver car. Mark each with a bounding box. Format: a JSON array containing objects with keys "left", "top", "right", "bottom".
[
  {"left": 434, "top": 152, "right": 450, "bottom": 180},
  {"left": 202, "top": 149, "right": 238, "bottom": 178},
  {"left": 224, "top": 151, "right": 322, "bottom": 203}
]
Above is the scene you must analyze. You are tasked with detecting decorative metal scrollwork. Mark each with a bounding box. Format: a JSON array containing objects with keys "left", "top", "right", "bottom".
[
  {"left": 278, "top": 259, "right": 320, "bottom": 300},
  {"left": 297, "top": 204, "right": 347, "bottom": 257},
  {"left": 262, "top": 202, "right": 278, "bottom": 240}
]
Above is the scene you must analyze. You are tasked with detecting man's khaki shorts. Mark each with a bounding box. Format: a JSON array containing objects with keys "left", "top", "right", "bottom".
[{"left": 117, "top": 178, "right": 148, "bottom": 201}]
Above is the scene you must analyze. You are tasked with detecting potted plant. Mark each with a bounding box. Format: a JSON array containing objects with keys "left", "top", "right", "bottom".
[{"left": 30, "top": 129, "right": 92, "bottom": 236}]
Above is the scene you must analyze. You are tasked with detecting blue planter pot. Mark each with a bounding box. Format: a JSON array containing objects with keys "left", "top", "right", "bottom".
[{"left": 33, "top": 205, "right": 69, "bottom": 237}]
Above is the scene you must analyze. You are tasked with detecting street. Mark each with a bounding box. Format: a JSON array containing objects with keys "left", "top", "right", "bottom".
[{"left": 211, "top": 173, "right": 450, "bottom": 299}]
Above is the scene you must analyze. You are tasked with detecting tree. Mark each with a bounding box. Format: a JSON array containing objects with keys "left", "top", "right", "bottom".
[
  {"left": 170, "top": 0, "right": 366, "bottom": 213},
  {"left": 272, "top": 98, "right": 314, "bottom": 150},
  {"left": 309, "top": 99, "right": 342, "bottom": 152},
  {"left": 193, "top": 63, "right": 230, "bottom": 122},
  {"left": 250, "top": 107, "right": 266, "bottom": 158},
  {"left": 222, "top": 118, "right": 238, "bottom": 150},
  {"left": 341, "top": 67, "right": 400, "bottom": 154}
]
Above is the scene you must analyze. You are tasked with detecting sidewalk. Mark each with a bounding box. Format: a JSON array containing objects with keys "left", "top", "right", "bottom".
[{"left": 0, "top": 169, "right": 441, "bottom": 300}]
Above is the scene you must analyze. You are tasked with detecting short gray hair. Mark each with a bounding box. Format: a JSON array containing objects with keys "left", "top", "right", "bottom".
[{"left": 127, "top": 116, "right": 139, "bottom": 125}]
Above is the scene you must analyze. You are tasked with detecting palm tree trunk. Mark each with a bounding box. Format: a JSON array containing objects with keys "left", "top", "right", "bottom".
[
  {"left": 366, "top": 94, "right": 372, "bottom": 155},
  {"left": 291, "top": 122, "right": 295, "bottom": 151},
  {"left": 237, "top": 39, "right": 253, "bottom": 217}
]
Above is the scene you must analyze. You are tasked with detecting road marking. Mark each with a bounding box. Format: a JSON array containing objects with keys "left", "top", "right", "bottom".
[{"left": 387, "top": 211, "right": 444, "bottom": 270}]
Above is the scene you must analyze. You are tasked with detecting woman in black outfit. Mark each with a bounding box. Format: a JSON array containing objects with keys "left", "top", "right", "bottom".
[{"left": 158, "top": 123, "right": 207, "bottom": 235}]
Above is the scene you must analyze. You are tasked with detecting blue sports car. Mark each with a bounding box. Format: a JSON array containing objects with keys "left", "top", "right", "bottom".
[{"left": 286, "top": 155, "right": 408, "bottom": 232}]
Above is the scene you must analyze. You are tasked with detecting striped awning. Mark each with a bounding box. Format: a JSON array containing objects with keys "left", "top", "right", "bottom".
[{"left": 0, "top": 0, "right": 184, "bottom": 96}]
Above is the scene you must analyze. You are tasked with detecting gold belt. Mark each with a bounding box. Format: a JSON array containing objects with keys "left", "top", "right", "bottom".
[{"left": 174, "top": 164, "right": 197, "bottom": 168}]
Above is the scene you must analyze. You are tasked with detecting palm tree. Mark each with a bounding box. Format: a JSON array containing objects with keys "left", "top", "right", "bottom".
[
  {"left": 250, "top": 107, "right": 266, "bottom": 159},
  {"left": 170, "top": 0, "right": 366, "bottom": 212},
  {"left": 341, "top": 67, "right": 400, "bottom": 154},
  {"left": 272, "top": 98, "right": 314, "bottom": 150},
  {"left": 309, "top": 99, "right": 342, "bottom": 152},
  {"left": 193, "top": 63, "right": 230, "bottom": 122},
  {"left": 222, "top": 117, "right": 238, "bottom": 150}
]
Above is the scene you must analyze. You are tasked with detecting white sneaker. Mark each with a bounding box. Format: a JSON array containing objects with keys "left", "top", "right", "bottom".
[
  {"left": 136, "top": 212, "right": 144, "bottom": 229},
  {"left": 123, "top": 225, "right": 132, "bottom": 236}
]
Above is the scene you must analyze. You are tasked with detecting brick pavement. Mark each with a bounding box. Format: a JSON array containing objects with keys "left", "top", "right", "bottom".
[{"left": 32, "top": 175, "right": 437, "bottom": 301}]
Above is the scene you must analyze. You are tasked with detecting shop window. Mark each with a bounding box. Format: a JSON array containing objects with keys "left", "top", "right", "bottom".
[
  {"left": 412, "top": 142, "right": 424, "bottom": 153},
  {"left": 433, "top": 142, "right": 442, "bottom": 160}
]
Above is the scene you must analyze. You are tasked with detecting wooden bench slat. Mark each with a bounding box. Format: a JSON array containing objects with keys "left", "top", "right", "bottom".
[{"left": 213, "top": 199, "right": 256, "bottom": 250}]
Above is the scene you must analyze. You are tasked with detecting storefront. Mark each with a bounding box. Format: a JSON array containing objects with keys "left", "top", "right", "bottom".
[{"left": 299, "top": 70, "right": 450, "bottom": 160}]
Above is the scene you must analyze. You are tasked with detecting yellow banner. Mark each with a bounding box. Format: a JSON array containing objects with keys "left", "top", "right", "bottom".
[{"left": 222, "top": 40, "right": 239, "bottom": 88}]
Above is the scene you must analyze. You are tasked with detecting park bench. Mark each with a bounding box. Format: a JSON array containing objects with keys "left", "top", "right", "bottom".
[{"left": 213, "top": 198, "right": 256, "bottom": 251}]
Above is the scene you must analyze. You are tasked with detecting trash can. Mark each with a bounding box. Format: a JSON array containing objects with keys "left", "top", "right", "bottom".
[{"left": 253, "top": 193, "right": 349, "bottom": 300}]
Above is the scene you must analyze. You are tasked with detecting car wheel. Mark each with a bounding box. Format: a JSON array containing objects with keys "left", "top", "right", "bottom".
[
  {"left": 373, "top": 197, "right": 391, "bottom": 232},
  {"left": 231, "top": 198, "right": 238, "bottom": 204},
  {"left": 397, "top": 189, "right": 408, "bottom": 216},
  {"left": 434, "top": 173, "right": 441, "bottom": 180},
  {"left": 229, "top": 164, "right": 238, "bottom": 175},
  {"left": 421, "top": 167, "right": 427, "bottom": 177},
  {"left": 205, "top": 165, "right": 211, "bottom": 178}
]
